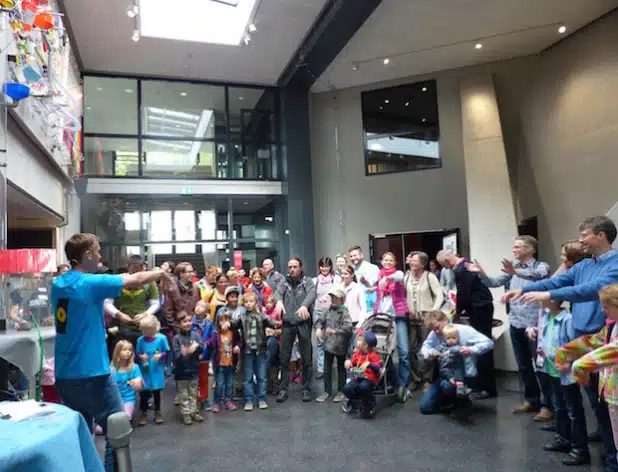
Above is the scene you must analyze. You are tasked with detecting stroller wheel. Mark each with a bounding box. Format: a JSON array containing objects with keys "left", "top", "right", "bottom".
[{"left": 341, "top": 399, "right": 353, "bottom": 413}]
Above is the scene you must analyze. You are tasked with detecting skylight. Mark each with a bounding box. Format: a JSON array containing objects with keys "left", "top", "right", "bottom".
[{"left": 139, "top": 0, "right": 257, "bottom": 46}]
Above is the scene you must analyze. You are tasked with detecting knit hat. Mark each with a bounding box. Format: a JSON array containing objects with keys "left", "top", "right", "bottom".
[
  {"left": 225, "top": 286, "right": 240, "bottom": 298},
  {"left": 328, "top": 285, "right": 346, "bottom": 299},
  {"left": 363, "top": 331, "right": 377, "bottom": 348}
]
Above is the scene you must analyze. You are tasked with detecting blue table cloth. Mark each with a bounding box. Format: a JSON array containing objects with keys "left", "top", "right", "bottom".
[{"left": 0, "top": 403, "right": 104, "bottom": 472}]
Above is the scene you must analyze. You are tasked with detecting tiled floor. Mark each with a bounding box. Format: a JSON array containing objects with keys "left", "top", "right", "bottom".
[{"left": 98, "top": 380, "right": 606, "bottom": 472}]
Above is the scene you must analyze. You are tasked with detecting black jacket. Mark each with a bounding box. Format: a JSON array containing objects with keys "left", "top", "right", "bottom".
[
  {"left": 275, "top": 274, "right": 316, "bottom": 326},
  {"left": 173, "top": 330, "right": 204, "bottom": 381},
  {"left": 233, "top": 311, "right": 279, "bottom": 354},
  {"left": 453, "top": 261, "right": 493, "bottom": 319}
]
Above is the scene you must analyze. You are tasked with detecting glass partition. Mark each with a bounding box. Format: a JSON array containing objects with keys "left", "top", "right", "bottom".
[{"left": 81, "top": 75, "right": 281, "bottom": 180}]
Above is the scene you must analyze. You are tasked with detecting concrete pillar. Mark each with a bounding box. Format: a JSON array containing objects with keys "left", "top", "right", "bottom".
[{"left": 460, "top": 73, "right": 518, "bottom": 371}]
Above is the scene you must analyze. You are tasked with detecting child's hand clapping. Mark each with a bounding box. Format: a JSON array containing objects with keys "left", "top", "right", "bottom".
[
  {"left": 344, "top": 360, "right": 352, "bottom": 369},
  {"left": 325, "top": 328, "right": 336, "bottom": 335},
  {"left": 189, "top": 341, "right": 199, "bottom": 354},
  {"left": 232, "top": 346, "right": 240, "bottom": 355},
  {"left": 153, "top": 353, "right": 162, "bottom": 361},
  {"left": 140, "top": 353, "right": 149, "bottom": 363}
]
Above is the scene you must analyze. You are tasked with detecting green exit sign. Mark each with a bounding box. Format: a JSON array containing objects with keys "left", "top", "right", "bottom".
[{"left": 181, "top": 187, "right": 193, "bottom": 195}]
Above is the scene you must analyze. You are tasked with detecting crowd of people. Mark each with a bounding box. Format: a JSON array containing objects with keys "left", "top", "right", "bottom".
[{"left": 44, "top": 213, "right": 618, "bottom": 472}]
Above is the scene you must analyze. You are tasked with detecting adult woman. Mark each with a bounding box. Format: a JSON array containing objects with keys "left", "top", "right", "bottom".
[
  {"left": 404, "top": 251, "right": 444, "bottom": 391},
  {"left": 340, "top": 264, "right": 367, "bottom": 327},
  {"left": 208, "top": 273, "right": 229, "bottom": 321},
  {"left": 429, "top": 260, "right": 442, "bottom": 281},
  {"left": 374, "top": 252, "right": 408, "bottom": 401},
  {"left": 313, "top": 257, "right": 335, "bottom": 379},
  {"left": 334, "top": 254, "right": 348, "bottom": 284},
  {"left": 246, "top": 267, "right": 273, "bottom": 309}
]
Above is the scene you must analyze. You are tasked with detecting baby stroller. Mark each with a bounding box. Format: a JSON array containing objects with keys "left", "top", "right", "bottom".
[{"left": 342, "top": 313, "right": 399, "bottom": 416}]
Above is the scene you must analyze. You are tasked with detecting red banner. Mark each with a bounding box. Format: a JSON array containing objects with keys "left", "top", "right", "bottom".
[
  {"left": 0, "top": 249, "right": 57, "bottom": 274},
  {"left": 233, "top": 250, "right": 243, "bottom": 270}
]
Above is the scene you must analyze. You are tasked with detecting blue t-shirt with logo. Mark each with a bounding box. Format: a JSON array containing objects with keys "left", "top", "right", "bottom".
[
  {"left": 111, "top": 364, "right": 142, "bottom": 404},
  {"left": 52, "top": 270, "right": 124, "bottom": 379}
]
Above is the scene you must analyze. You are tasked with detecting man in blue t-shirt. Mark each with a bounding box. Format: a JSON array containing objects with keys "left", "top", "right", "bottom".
[{"left": 52, "top": 233, "right": 171, "bottom": 472}]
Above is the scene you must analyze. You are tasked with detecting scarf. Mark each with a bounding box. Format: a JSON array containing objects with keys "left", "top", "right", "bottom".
[
  {"left": 378, "top": 267, "right": 398, "bottom": 295},
  {"left": 318, "top": 273, "right": 334, "bottom": 285}
]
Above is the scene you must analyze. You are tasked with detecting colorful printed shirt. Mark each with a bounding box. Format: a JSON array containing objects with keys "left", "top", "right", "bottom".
[
  {"left": 555, "top": 324, "right": 618, "bottom": 404},
  {"left": 220, "top": 330, "right": 234, "bottom": 367}
]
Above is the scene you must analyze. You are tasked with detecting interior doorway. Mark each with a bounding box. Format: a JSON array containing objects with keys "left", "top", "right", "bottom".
[{"left": 369, "top": 229, "right": 460, "bottom": 270}]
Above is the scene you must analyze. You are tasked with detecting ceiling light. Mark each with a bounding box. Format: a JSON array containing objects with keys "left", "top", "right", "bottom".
[
  {"left": 558, "top": 25, "right": 566, "bottom": 34},
  {"left": 383, "top": 58, "right": 390, "bottom": 65},
  {"left": 125, "top": 88, "right": 133, "bottom": 93},
  {"left": 243, "top": 34, "right": 251, "bottom": 45},
  {"left": 132, "top": 29, "right": 140, "bottom": 42},
  {"left": 421, "top": 118, "right": 427, "bottom": 123},
  {"left": 475, "top": 43, "right": 483, "bottom": 50},
  {"left": 405, "top": 102, "right": 410, "bottom": 107},
  {"left": 243, "top": 201, "right": 249, "bottom": 205},
  {"left": 96, "top": 86, "right": 102, "bottom": 91},
  {"left": 379, "top": 106, "right": 384, "bottom": 110},
  {"left": 422, "top": 87, "right": 427, "bottom": 92},
  {"left": 248, "top": 23, "right": 256, "bottom": 33},
  {"left": 384, "top": 99, "right": 389, "bottom": 104},
  {"left": 180, "top": 92, "right": 187, "bottom": 97},
  {"left": 352, "top": 63, "right": 358, "bottom": 71},
  {"left": 127, "top": 5, "right": 139, "bottom": 18},
  {"left": 85, "top": 106, "right": 91, "bottom": 111},
  {"left": 238, "top": 96, "right": 244, "bottom": 100}
]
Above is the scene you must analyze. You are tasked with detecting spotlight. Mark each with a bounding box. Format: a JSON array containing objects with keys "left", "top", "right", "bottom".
[
  {"left": 248, "top": 23, "right": 257, "bottom": 33},
  {"left": 558, "top": 25, "right": 566, "bottom": 34},
  {"left": 352, "top": 63, "right": 358, "bottom": 71},
  {"left": 422, "top": 87, "right": 427, "bottom": 92},
  {"left": 383, "top": 58, "right": 390, "bottom": 65},
  {"left": 405, "top": 102, "right": 410, "bottom": 107},
  {"left": 127, "top": 4, "right": 138, "bottom": 18},
  {"left": 244, "top": 34, "right": 251, "bottom": 45},
  {"left": 132, "top": 29, "right": 140, "bottom": 42},
  {"left": 384, "top": 99, "right": 389, "bottom": 104},
  {"left": 180, "top": 92, "right": 187, "bottom": 97},
  {"left": 475, "top": 43, "right": 483, "bottom": 50}
]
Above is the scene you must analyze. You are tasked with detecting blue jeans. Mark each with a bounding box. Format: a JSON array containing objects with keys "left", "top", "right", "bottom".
[
  {"left": 214, "top": 366, "right": 235, "bottom": 404},
  {"left": 419, "top": 378, "right": 457, "bottom": 414},
  {"left": 549, "top": 378, "right": 588, "bottom": 453},
  {"left": 395, "top": 317, "right": 410, "bottom": 388},
  {"left": 243, "top": 351, "right": 267, "bottom": 404},
  {"left": 510, "top": 326, "right": 542, "bottom": 407},
  {"left": 342, "top": 378, "right": 375, "bottom": 412},
  {"left": 266, "top": 336, "right": 280, "bottom": 368},
  {"left": 56, "top": 375, "right": 123, "bottom": 472}
]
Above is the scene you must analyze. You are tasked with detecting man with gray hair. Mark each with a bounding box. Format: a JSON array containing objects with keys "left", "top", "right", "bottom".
[
  {"left": 437, "top": 249, "right": 496, "bottom": 400},
  {"left": 467, "top": 236, "right": 550, "bottom": 418}
]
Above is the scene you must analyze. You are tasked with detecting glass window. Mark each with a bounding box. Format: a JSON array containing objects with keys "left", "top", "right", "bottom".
[
  {"left": 231, "top": 198, "right": 277, "bottom": 241},
  {"left": 141, "top": 139, "right": 227, "bottom": 177},
  {"left": 228, "top": 88, "right": 275, "bottom": 143},
  {"left": 83, "top": 196, "right": 141, "bottom": 243},
  {"left": 83, "top": 137, "right": 140, "bottom": 177},
  {"left": 84, "top": 77, "right": 138, "bottom": 134},
  {"left": 141, "top": 81, "right": 226, "bottom": 139},
  {"left": 361, "top": 80, "right": 440, "bottom": 175}
]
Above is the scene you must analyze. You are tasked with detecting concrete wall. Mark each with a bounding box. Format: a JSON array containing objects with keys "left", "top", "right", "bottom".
[{"left": 311, "top": 10, "right": 618, "bottom": 269}]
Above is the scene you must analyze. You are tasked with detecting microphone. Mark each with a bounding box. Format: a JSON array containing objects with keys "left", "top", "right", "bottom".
[{"left": 107, "top": 412, "right": 133, "bottom": 472}]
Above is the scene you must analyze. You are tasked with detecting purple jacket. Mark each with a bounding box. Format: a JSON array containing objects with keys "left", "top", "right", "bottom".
[{"left": 206, "top": 330, "right": 241, "bottom": 368}]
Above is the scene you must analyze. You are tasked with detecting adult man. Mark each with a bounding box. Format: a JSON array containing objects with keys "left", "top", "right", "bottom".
[
  {"left": 104, "top": 255, "right": 160, "bottom": 349},
  {"left": 9, "top": 272, "right": 52, "bottom": 328},
  {"left": 420, "top": 311, "right": 494, "bottom": 414},
  {"left": 52, "top": 234, "right": 171, "bottom": 472},
  {"left": 274, "top": 257, "right": 316, "bottom": 403},
  {"left": 504, "top": 216, "right": 618, "bottom": 472},
  {"left": 348, "top": 245, "right": 380, "bottom": 312},
  {"left": 262, "top": 258, "right": 283, "bottom": 291},
  {"left": 437, "top": 249, "right": 497, "bottom": 400},
  {"left": 469, "top": 236, "right": 550, "bottom": 417}
]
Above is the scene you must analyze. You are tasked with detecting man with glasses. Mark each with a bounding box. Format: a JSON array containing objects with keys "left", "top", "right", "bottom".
[{"left": 274, "top": 257, "right": 316, "bottom": 403}]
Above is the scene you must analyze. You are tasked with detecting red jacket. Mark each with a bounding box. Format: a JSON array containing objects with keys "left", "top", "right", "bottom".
[
  {"left": 245, "top": 283, "right": 273, "bottom": 308},
  {"left": 350, "top": 350, "right": 382, "bottom": 384}
]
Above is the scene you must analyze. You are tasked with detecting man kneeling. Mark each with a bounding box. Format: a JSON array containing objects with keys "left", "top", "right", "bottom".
[{"left": 419, "top": 311, "right": 494, "bottom": 414}]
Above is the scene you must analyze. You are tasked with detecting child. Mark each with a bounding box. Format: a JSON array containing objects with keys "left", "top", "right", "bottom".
[
  {"left": 193, "top": 300, "right": 215, "bottom": 411},
  {"left": 315, "top": 286, "right": 353, "bottom": 403},
  {"left": 559, "top": 284, "right": 618, "bottom": 464},
  {"left": 536, "top": 299, "right": 590, "bottom": 465},
  {"left": 342, "top": 331, "right": 381, "bottom": 418},
  {"left": 216, "top": 286, "right": 246, "bottom": 400},
  {"left": 41, "top": 357, "right": 62, "bottom": 404},
  {"left": 207, "top": 311, "right": 241, "bottom": 412},
  {"left": 136, "top": 314, "right": 170, "bottom": 426},
  {"left": 111, "top": 340, "right": 144, "bottom": 420},
  {"left": 437, "top": 325, "right": 468, "bottom": 397},
  {"left": 264, "top": 295, "right": 282, "bottom": 394},
  {"left": 174, "top": 312, "right": 205, "bottom": 425},
  {"left": 234, "top": 292, "right": 281, "bottom": 411}
]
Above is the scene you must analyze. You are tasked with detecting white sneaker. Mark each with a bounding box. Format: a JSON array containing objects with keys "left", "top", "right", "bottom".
[{"left": 316, "top": 393, "right": 330, "bottom": 403}]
